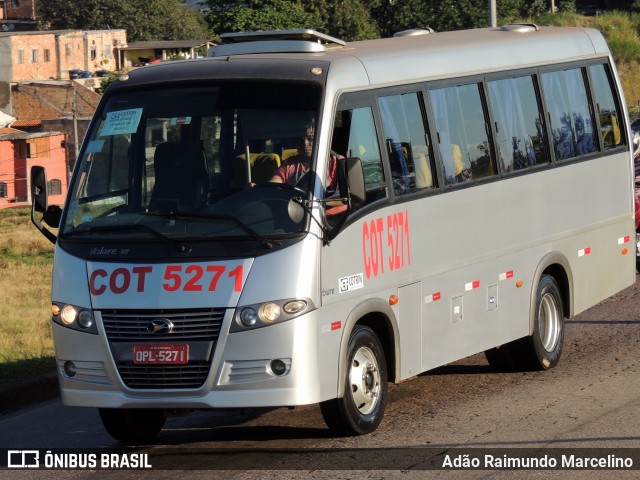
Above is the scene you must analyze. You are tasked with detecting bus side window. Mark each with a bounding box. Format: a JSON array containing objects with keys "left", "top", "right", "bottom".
[
  {"left": 589, "top": 63, "right": 624, "bottom": 150},
  {"left": 378, "top": 92, "right": 435, "bottom": 195},
  {"left": 487, "top": 75, "right": 550, "bottom": 172},
  {"left": 337, "top": 106, "right": 386, "bottom": 207},
  {"left": 429, "top": 84, "right": 497, "bottom": 185},
  {"left": 541, "top": 68, "right": 597, "bottom": 160}
]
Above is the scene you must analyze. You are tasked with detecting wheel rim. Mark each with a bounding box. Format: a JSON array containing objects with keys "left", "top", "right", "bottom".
[
  {"left": 348, "top": 346, "right": 381, "bottom": 415},
  {"left": 538, "top": 291, "right": 561, "bottom": 352}
]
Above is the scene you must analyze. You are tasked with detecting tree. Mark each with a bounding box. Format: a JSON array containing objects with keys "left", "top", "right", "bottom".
[
  {"left": 303, "top": 0, "right": 380, "bottom": 40},
  {"left": 205, "top": 0, "right": 323, "bottom": 36},
  {"left": 37, "top": 0, "right": 211, "bottom": 42},
  {"left": 127, "top": 0, "right": 212, "bottom": 41},
  {"left": 371, "top": 0, "right": 531, "bottom": 38}
]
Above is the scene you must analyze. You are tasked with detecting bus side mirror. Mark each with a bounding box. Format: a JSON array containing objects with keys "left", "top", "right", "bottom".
[
  {"left": 30, "top": 166, "right": 59, "bottom": 244},
  {"left": 324, "top": 157, "right": 365, "bottom": 243},
  {"left": 32, "top": 165, "right": 48, "bottom": 214},
  {"left": 344, "top": 157, "right": 365, "bottom": 208}
]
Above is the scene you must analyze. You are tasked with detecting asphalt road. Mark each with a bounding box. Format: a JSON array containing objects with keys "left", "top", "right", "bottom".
[{"left": 1, "top": 277, "right": 639, "bottom": 479}]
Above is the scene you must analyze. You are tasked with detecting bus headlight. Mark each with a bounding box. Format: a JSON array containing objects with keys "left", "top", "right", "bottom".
[
  {"left": 239, "top": 307, "right": 259, "bottom": 327},
  {"left": 232, "top": 298, "right": 315, "bottom": 332},
  {"left": 52, "top": 302, "right": 98, "bottom": 335},
  {"left": 77, "top": 310, "right": 95, "bottom": 330},
  {"left": 259, "top": 303, "right": 281, "bottom": 323},
  {"left": 60, "top": 305, "right": 77, "bottom": 325}
]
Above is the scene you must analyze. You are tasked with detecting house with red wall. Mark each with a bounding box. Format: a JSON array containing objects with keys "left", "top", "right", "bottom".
[{"left": 0, "top": 127, "right": 68, "bottom": 208}]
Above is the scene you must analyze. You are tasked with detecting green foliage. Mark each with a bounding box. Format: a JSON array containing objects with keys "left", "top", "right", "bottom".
[
  {"left": 37, "top": 0, "right": 211, "bottom": 42},
  {"left": 96, "top": 72, "right": 121, "bottom": 96},
  {"left": 205, "top": 0, "right": 323, "bottom": 36},
  {"left": 126, "top": 0, "right": 212, "bottom": 41},
  {"left": 557, "top": 0, "right": 577, "bottom": 13},
  {"left": 307, "top": 0, "right": 379, "bottom": 41}
]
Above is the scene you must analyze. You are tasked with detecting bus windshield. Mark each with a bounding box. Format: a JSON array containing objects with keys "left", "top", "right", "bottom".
[{"left": 62, "top": 82, "right": 321, "bottom": 243}]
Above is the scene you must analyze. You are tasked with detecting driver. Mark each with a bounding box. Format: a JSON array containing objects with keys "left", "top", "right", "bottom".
[{"left": 270, "top": 120, "right": 339, "bottom": 191}]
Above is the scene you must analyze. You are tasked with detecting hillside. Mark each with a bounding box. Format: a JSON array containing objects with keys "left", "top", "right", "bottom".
[{"left": 533, "top": 10, "right": 640, "bottom": 117}]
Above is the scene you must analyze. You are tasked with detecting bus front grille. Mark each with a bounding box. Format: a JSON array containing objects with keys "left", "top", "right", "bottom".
[
  {"left": 100, "top": 308, "right": 226, "bottom": 389},
  {"left": 116, "top": 363, "right": 212, "bottom": 389}
]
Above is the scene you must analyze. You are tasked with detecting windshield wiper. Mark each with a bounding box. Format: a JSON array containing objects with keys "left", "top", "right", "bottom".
[
  {"left": 144, "top": 211, "right": 278, "bottom": 249},
  {"left": 64, "top": 223, "right": 187, "bottom": 252}
]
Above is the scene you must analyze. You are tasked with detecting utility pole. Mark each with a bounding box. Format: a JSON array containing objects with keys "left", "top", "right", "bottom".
[
  {"left": 71, "top": 85, "right": 79, "bottom": 170},
  {"left": 489, "top": 0, "right": 497, "bottom": 28},
  {"left": 551, "top": 0, "right": 556, "bottom": 14}
]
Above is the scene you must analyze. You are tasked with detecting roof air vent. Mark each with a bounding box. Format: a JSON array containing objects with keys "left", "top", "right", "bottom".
[
  {"left": 501, "top": 23, "right": 540, "bottom": 33},
  {"left": 209, "top": 29, "right": 346, "bottom": 57},
  {"left": 394, "top": 28, "right": 435, "bottom": 37}
]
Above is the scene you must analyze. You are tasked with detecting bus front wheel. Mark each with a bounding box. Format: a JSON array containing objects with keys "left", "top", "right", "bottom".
[
  {"left": 99, "top": 408, "right": 166, "bottom": 443},
  {"left": 320, "top": 325, "right": 388, "bottom": 436}
]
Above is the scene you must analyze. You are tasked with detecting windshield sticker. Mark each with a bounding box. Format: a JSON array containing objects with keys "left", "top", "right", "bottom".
[
  {"left": 86, "top": 139, "right": 105, "bottom": 153},
  {"left": 170, "top": 116, "right": 192, "bottom": 126},
  {"left": 100, "top": 108, "right": 143, "bottom": 136},
  {"left": 339, "top": 273, "right": 364, "bottom": 293}
]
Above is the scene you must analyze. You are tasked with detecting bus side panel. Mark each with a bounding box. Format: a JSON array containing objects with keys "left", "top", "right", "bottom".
[{"left": 321, "top": 151, "right": 633, "bottom": 380}]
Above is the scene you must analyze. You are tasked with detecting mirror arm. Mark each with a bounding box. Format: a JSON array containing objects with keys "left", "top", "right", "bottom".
[
  {"left": 292, "top": 197, "right": 348, "bottom": 245},
  {"left": 292, "top": 196, "right": 352, "bottom": 245},
  {"left": 31, "top": 200, "right": 57, "bottom": 245}
]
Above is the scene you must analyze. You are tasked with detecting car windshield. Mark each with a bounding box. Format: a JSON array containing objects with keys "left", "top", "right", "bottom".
[{"left": 62, "top": 82, "right": 321, "bottom": 244}]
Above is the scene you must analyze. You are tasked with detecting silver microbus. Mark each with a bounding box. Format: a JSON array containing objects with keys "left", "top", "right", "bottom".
[{"left": 32, "top": 25, "right": 635, "bottom": 441}]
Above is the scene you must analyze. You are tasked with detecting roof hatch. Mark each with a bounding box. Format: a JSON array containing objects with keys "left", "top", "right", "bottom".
[
  {"left": 209, "top": 29, "right": 346, "bottom": 57},
  {"left": 500, "top": 23, "right": 540, "bottom": 33}
]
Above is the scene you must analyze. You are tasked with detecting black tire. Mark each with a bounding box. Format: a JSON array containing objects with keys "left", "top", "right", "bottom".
[
  {"left": 484, "top": 343, "right": 519, "bottom": 371},
  {"left": 320, "top": 325, "right": 387, "bottom": 436},
  {"left": 98, "top": 408, "right": 166, "bottom": 443},
  {"left": 485, "top": 275, "right": 564, "bottom": 371},
  {"left": 513, "top": 274, "right": 565, "bottom": 370}
]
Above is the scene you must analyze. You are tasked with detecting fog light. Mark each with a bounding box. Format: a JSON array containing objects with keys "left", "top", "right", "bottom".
[
  {"left": 63, "top": 361, "right": 77, "bottom": 377},
  {"left": 77, "top": 310, "right": 94, "bottom": 329},
  {"left": 270, "top": 359, "right": 287, "bottom": 376},
  {"left": 60, "top": 305, "right": 77, "bottom": 325},
  {"left": 240, "top": 308, "right": 258, "bottom": 327}
]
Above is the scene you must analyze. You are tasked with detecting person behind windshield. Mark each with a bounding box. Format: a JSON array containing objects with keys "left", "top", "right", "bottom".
[{"left": 270, "top": 120, "right": 339, "bottom": 191}]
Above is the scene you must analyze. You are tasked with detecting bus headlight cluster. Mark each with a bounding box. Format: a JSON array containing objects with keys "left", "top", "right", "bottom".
[
  {"left": 52, "top": 303, "right": 98, "bottom": 334},
  {"left": 232, "top": 298, "right": 315, "bottom": 332}
]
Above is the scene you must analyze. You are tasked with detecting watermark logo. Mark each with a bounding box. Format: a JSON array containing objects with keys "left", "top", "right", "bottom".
[{"left": 7, "top": 450, "right": 39, "bottom": 468}]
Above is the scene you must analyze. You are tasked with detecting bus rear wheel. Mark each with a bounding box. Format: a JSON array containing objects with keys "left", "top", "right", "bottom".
[
  {"left": 320, "top": 325, "right": 388, "bottom": 436},
  {"left": 98, "top": 408, "right": 166, "bottom": 443},
  {"left": 485, "top": 274, "right": 564, "bottom": 371},
  {"left": 484, "top": 343, "right": 519, "bottom": 371}
]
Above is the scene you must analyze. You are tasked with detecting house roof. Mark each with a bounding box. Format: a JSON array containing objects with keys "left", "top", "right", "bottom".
[
  {"left": 120, "top": 40, "right": 214, "bottom": 51},
  {"left": 0, "top": 130, "right": 63, "bottom": 140},
  {"left": 11, "top": 119, "right": 42, "bottom": 128},
  {"left": 0, "top": 127, "right": 23, "bottom": 135},
  {"left": 0, "top": 29, "right": 126, "bottom": 38}
]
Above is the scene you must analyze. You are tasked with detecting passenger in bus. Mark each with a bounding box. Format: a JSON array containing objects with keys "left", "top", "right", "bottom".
[{"left": 574, "top": 113, "right": 595, "bottom": 155}]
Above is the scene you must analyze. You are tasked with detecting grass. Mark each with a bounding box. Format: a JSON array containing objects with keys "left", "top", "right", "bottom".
[
  {"left": 0, "top": 207, "right": 56, "bottom": 384},
  {"left": 530, "top": 11, "right": 640, "bottom": 114}
]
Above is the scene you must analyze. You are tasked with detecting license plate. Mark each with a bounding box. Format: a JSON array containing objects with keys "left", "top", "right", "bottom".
[{"left": 133, "top": 344, "right": 189, "bottom": 365}]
